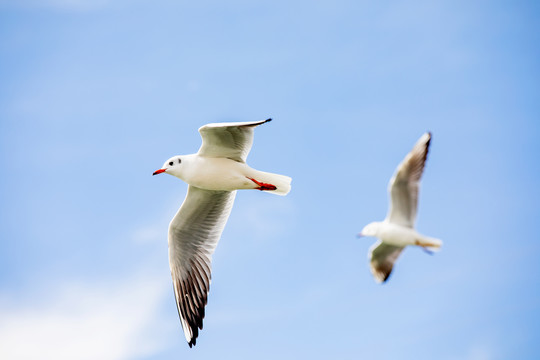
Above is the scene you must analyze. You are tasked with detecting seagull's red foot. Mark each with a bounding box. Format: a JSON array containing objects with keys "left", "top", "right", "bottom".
[{"left": 247, "top": 177, "right": 277, "bottom": 191}]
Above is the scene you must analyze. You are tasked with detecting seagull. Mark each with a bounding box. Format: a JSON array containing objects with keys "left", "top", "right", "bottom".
[
  {"left": 153, "top": 118, "right": 291, "bottom": 347},
  {"left": 358, "top": 132, "right": 442, "bottom": 283}
]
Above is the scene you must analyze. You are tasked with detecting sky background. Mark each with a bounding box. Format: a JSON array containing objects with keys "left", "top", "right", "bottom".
[{"left": 1, "top": 0, "right": 539, "bottom": 359}]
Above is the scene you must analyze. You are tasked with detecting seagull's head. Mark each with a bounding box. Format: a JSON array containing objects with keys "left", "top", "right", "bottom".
[
  {"left": 358, "top": 222, "right": 381, "bottom": 238},
  {"left": 153, "top": 156, "right": 184, "bottom": 178}
]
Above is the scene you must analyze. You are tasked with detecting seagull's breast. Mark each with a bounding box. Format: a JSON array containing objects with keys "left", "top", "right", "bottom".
[
  {"left": 378, "top": 222, "right": 418, "bottom": 247},
  {"left": 183, "top": 156, "right": 253, "bottom": 191}
]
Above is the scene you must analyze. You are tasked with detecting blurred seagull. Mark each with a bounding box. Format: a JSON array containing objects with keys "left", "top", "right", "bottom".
[
  {"left": 153, "top": 119, "right": 291, "bottom": 347},
  {"left": 358, "top": 132, "right": 442, "bottom": 283}
]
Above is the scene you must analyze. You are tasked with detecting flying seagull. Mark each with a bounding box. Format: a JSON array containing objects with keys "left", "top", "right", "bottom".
[
  {"left": 358, "top": 132, "right": 442, "bottom": 283},
  {"left": 153, "top": 118, "right": 291, "bottom": 347}
]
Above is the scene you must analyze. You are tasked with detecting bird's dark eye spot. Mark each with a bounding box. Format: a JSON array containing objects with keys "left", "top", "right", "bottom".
[
  {"left": 168, "top": 161, "right": 174, "bottom": 166},
  {"left": 178, "top": 158, "right": 181, "bottom": 164}
]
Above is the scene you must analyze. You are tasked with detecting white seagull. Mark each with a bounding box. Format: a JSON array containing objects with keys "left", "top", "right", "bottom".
[
  {"left": 153, "top": 119, "right": 291, "bottom": 347},
  {"left": 358, "top": 132, "right": 442, "bottom": 283}
]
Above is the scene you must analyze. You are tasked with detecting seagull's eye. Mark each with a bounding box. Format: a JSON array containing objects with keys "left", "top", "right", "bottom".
[
  {"left": 169, "top": 161, "right": 174, "bottom": 166},
  {"left": 178, "top": 158, "right": 181, "bottom": 164}
]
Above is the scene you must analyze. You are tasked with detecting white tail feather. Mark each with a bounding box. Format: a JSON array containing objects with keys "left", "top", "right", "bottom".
[
  {"left": 253, "top": 170, "right": 292, "bottom": 196},
  {"left": 418, "top": 237, "right": 442, "bottom": 252}
]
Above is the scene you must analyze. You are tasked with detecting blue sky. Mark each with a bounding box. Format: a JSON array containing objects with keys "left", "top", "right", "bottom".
[{"left": 1, "top": 0, "right": 539, "bottom": 359}]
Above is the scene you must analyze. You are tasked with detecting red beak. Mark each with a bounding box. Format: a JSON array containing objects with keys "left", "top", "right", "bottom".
[{"left": 153, "top": 169, "right": 166, "bottom": 176}]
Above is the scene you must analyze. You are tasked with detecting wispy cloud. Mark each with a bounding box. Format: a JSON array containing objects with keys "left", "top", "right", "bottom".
[{"left": 0, "top": 276, "right": 173, "bottom": 360}]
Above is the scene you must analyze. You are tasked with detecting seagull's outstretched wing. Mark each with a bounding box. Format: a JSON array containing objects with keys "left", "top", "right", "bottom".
[
  {"left": 369, "top": 240, "right": 404, "bottom": 283},
  {"left": 197, "top": 118, "right": 272, "bottom": 162},
  {"left": 386, "top": 132, "right": 431, "bottom": 228},
  {"left": 168, "top": 185, "right": 236, "bottom": 347}
]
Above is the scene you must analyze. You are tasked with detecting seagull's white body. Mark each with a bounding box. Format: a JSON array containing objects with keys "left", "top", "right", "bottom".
[
  {"left": 364, "top": 221, "right": 441, "bottom": 249},
  {"left": 368, "top": 222, "right": 423, "bottom": 247},
  {"left": 170, "top": 154, "right": 290, "bottom": 194},
  {"left": 153, "top": 119, "right": 291, "bottom": 347},
  {"left": 359, "top": 132, "right": 442, "bottom": 283}
]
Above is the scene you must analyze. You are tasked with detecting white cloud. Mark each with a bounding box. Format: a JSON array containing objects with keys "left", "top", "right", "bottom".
[{"left": 0, "top": 276, "right": 173, "bottom": 360}]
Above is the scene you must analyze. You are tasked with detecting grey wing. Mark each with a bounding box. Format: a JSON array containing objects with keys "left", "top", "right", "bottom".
[
  {"left": 386, "top": 132, "right": 431, "bottom": 228},
  {"left": 168, "top": 185, "right": 236, "bottom": 347},
  {"left": 369, "top": 240, "right": 404, "bottom": 283},
  {"left": 197, "top": 118, "right": 272, "bottom": 162}
]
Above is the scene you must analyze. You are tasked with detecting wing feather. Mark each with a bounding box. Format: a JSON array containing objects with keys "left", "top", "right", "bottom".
[
  {"left": 197, "top": 118, "right": 271, "bottom": 162},
  {"left": 168, "top": 185, "right": 236, "bottom": 347},
  {"left": 386, "top": 132, "right": 431, "bottom": 227},
  {"left": 369, "top": 240, "right": 404, "bottom": 283}
]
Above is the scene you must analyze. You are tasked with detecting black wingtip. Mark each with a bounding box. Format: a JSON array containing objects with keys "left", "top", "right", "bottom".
[
  {"left": 248, "top": 118, "right": 271, "bottom": 128},
  {"left": 376, "top": 272, "right": 392, "bottom": 284}
]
